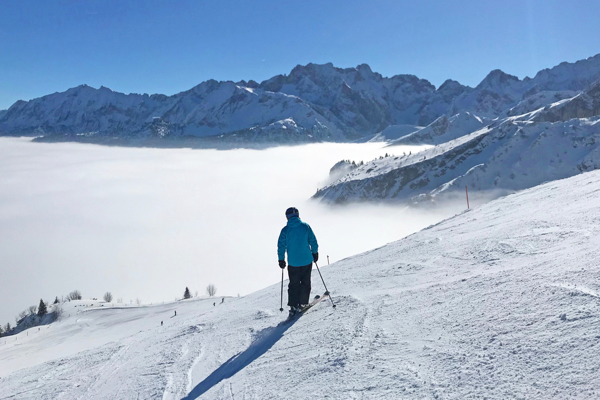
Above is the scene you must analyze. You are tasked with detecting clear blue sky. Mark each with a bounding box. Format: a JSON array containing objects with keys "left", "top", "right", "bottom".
[{"left": 1, "top": 0, "right": 599, "bottom": 110}]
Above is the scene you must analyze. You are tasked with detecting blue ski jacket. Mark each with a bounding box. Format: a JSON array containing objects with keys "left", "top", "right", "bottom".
[{"left": 277, "top": 216, "right": 318, "bottom": 267}]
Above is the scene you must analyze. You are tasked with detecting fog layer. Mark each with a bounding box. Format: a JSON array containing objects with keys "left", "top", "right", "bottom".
[{"left": 0, "top": 138, "right": 461, "bottom": 325}]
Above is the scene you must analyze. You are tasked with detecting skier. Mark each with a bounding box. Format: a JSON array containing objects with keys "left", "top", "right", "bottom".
[{"left": 277, "top": 207, "right": 319, "bottom": 317}]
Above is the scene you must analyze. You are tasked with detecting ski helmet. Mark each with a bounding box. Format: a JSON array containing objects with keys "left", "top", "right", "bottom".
[{"left": 285, "top": 207, "right": 299, "bottom": 219}]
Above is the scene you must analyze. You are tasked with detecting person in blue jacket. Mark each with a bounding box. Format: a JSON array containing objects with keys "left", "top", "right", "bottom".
[{"left": 278, "top": 207, "right": 319, "bottom": 316}]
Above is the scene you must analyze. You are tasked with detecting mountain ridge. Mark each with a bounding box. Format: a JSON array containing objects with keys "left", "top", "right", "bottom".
[{"left": 2, "top": 53, "right": 600, "bottom": 147}]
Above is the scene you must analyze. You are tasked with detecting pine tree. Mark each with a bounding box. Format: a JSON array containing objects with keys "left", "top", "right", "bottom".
[
  {"left": 53, "top": 296, "right": 59, "bottom": 304},
  {"left": 183, "top": 287, "right": 191, "bottom": 299},
  {"left": 37, "top": 299, "right": 47, "bottom": 318}
]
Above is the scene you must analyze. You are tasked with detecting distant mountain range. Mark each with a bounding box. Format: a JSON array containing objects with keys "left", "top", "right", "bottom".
[{"left": 2, "top": 54, "right": 599, "bottom": 147}]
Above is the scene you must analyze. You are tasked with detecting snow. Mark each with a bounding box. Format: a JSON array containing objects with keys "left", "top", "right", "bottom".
[
  {"left": 3, "top": 170, "right": 600, "bottom": 398},
  {"left": 505, "top": 90, "right": 578, "bottom": 117},
  {"left": 389, "top": 112, "right": 488, "bottom": 146}
]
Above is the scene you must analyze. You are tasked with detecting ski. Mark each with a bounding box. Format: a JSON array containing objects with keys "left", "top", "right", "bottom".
[
  {"left": 299, "top": 293, "right": 329, "bottom": 314},
  {"left": 285, "top": 293, "right": 329, "bottom": 321}
]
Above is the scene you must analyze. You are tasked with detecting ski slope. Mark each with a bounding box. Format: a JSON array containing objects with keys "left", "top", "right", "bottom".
[{"left": 2, "top": 170, "right": 600, "bottom": 399}]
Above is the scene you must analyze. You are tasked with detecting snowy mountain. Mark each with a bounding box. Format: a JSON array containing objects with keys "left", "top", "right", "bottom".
[
  {"left": 0, "top": 82, "right": 349, "bottom": 146},
  {"left": 314, "top": 113, "right": 600, "bottom": 205},
  {"left": 259, "top": 62, "right": 466, "bottom": 129},
  {"left": 2, "top": 53, "right": 599, "bottom": 147},
  {"left": 449, "top": 53, "right": 600, "bottom": 118},
  {"left": 529, "top": 53, "right": 600, "bottom": 91},
  {"left": 2, "top": 170, "right": 600, "bottom": 398},
  {"left": 451, "top": 70, "right": 527, "bottom": 118},
  {"left": 315, "top": 67, "right": 600, "bottom": 206}
]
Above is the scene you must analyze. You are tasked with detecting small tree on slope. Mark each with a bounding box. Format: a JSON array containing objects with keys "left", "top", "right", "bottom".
[
  {"left": 69, "top": 290, "right": 82, "bottom": 300},
  {"left": 103, "top": 292, "right": 113, "bottom": 303},
  {"left": 37, "top": 299, "right": 47, "bottom": 318},
  {"left": 184, "top": 287, "right": 191, "bottom": 299},
  {"left": 206, "top": 284, "right": 217, "bottom": 297}
]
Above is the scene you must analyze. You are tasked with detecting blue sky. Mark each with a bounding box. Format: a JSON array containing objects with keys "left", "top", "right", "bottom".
[{"left": 1, "top": 0, "right": 599, "bottom": 110}]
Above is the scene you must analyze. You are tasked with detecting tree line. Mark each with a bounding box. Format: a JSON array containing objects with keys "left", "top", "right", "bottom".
[
  {"left": 1, "top": 284, "right": 219, "bottom": 337},
  {"left": 183, "top": 284, "right": 217, "bottom": 299}
]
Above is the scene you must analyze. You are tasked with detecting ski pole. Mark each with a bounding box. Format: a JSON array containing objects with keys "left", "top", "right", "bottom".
[
  {"left": 314, "top": 262, "right": 336, "bottom": 308},
  {"left": 279, "top": 268, "right": 284, "bottom": 312}
]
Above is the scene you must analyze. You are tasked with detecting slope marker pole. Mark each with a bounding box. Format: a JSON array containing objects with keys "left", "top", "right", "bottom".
[{"left": 465, "top": 186, "right": 470, "bottom": 209}]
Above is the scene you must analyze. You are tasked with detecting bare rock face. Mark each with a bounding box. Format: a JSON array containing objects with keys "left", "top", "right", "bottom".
[{"left": 534, "top": 79, "right": 600, "bottom": 123}]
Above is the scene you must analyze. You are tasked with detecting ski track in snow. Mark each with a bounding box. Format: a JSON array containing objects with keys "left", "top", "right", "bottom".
[{"left": 3, "top": 171, "right": 600, "bottom": 398}]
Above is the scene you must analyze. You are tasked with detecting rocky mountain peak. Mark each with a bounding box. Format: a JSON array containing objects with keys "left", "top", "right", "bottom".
[
  {"left": 288, "top": 62, "right": 337, "bottom": 82},
  {"left": 236, "top": 80, "right": 259, "bottom": 89},
  {"left": 437, "top": 79, "right": 469, "bottom": 102},
  {"left": 477, "top": 69, "right": 520, "bottom": 90},
  {"left": 438, "top": 79, "right": 465, "bottom": 92},
  {"left": 356, "top": 63, "right": 373, "bottom": 75}
]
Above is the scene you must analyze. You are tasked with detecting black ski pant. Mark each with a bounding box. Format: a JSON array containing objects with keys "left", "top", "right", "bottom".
[{"left": 287, "top": 263, "right": 312, "bottom": 307}]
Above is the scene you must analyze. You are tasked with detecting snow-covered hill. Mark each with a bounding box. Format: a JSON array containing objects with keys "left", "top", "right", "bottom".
[
  {"left": 2, "top": 54, "right": 600, "bottom": 147},
  {"left": 2, "top": 170, "right": 600, "bottom": 399}
]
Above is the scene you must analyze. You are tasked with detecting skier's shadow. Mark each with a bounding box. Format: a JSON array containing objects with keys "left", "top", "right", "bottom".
[{"left": 181, "top": 318, "right": 298, "bottom": 399}]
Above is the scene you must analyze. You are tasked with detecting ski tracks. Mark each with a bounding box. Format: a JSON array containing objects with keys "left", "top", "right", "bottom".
[
  {"left": 161, "top": 324, "right": 207, "bottom": 400},
  {"left": 76, "top": 342, "right": 132, "bottom": 399}
]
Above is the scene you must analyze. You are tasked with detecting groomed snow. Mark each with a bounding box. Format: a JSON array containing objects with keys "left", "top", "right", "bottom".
[{"left": 2, "top": 170, "right": 600, "bottom": 399}]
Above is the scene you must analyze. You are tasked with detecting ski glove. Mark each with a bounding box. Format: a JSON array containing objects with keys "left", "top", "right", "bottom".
[
  {"left": 313, "top": 252, "right": 319, "bottom": 262},
  {"left": 279, "top": 260, "right": 286, "bottom": 269}
]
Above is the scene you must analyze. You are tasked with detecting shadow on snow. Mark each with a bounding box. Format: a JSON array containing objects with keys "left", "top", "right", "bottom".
[{"left": 181, "top": 318, "right": 297, "bottom": 399}]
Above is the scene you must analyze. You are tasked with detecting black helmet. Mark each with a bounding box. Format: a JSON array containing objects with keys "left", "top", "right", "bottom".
[{"left": 285, "top": 207, "right": 299, "bottom": 219}]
